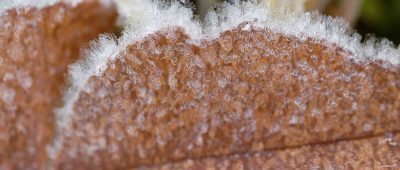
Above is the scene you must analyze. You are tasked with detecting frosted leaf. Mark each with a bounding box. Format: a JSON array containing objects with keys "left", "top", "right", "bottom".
[
  {"left": 0, "top": 1, "right": 117, "bottom": 169},
  {"left": 53, "top": 0, "right": 400, "bottom": 169},
  {"left": 148, "top": 133, "right": 400, "bottom": 169},
  {"left": 0, "top": 0, "right": 83, "bottom": 14}
]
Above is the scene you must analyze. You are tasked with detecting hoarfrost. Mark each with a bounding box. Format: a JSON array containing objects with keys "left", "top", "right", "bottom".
[
  {"left": 363, "top": 123, "right": 373, "bottom": 132},
  {"left": 0, "top": 0, "right": 84, "bottom": 14},
  {"left": 16, "top": 70, "right": 32, "bottom": 91},
  {"left": 3, "top": 73, "right": 14, "bottom": 81},
  {"left": 52, "top": 0, "right": 400, "bottom": 163},
  {"left": 384, "top": 133, "right": 398, "bottom": 147},
  {"left": 0, "top": 84, "right": 16, "bottom": 104},
  {"left": 288, "top": 115, "right": 299, "bottom": 125}
]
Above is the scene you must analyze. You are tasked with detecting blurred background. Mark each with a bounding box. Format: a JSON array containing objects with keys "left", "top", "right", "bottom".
[
  {"left": 357, "top": 0, "right": 400, "bottom": 45},
  {"left": 305, "top": 0, "right": 400, "bottom": 45},
  {"left": 116, "top": 0, "right": 399, "bottom": 45},
  {"left": 188, "top": 0, "right": 400, "bottom": 45}
]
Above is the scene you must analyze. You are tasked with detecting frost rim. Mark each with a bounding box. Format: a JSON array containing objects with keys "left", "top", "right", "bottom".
[
  {"left": 0, "top": 0, "right": 116, "bottom": 15},
  {"left": 0, "top": 0, "right": 81, "bottom": 14},
  {"left": 50, "top": 0, "right": 400, "bottom": 164}
]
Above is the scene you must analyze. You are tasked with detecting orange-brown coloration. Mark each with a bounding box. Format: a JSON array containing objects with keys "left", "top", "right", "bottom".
[
  {"left": 55, "top": 27, "right": 400, "bottom": 169},
  {"left": 0, "top": 1, "right": 117, "bottom": 169},
  {"left": 148, "top": 133, "right": 400, "bottom": 170}
]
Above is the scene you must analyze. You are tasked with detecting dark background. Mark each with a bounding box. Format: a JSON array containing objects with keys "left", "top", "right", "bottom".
[
  {"left": 357, "top": 0, "right": 400, "bottom": 45},
  {"left": 185, "top": 0, "right": 400, "bottom": 45}
]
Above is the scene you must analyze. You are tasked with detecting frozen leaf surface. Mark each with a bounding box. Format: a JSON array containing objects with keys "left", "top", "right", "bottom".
[
  {"left": 52, "top": 1, "right": 400, "bottom": 169},
  {"left": 0, "top": 1, "right": 117, "bottom": 169},
  {"left": 54, "top": 27, "right": 400, "bottom": 169},
  {"left": 0, "top": 0, "right": 82, "bottom": 13},
  {"left": 145, "top": 132, "right": 400, "bottom": 170}
]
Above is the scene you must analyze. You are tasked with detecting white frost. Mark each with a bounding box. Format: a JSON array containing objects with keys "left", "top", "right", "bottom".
[
  {"left": 0, "top": 0, "right": 80, "bottom": 13},
  {"left": 0, "top": 84, "right": 16, "bottom": 104},
  {"left": 0, "top": 0, "right": 114, "bottom": 15},
  {"left": 52, "top": 0, "right": 400, "bottom": 161}
]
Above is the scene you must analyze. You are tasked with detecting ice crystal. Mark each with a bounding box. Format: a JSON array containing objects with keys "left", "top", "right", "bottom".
[
  {"left": 51, "top": 0, "right": 400, "bottom": 166},
  {"left": 0, "top": 0, "right": 82, "bottom": 14}
]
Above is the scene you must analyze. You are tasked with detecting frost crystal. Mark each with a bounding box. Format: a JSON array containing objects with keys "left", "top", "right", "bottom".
[
  {"left": 16, "top": 70, "right": 32, "bottom": 90},
  {"left": 0, "top": 84, "right": 16, "bottom": 104},
  {"left": 0, "top": 0, "right": 82, "bottom": 14},
  {"left": 52, "top": 0, "right": 400, "bottom": 168},
  {"left": 0, "top": 1, "right": 117, "bottom": 169}
]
